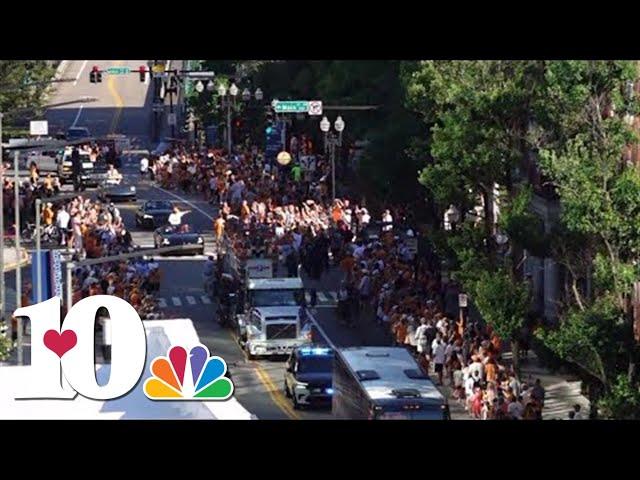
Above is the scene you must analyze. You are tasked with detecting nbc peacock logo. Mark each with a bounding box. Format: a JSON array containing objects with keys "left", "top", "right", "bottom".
[{"left": 143, "top": 344, "right": 234, "bottom": 400}]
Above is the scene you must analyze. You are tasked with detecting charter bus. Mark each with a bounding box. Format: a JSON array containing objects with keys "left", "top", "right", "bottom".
[{"left": 332, "top": 346, "right": 450, "bottom": 420}]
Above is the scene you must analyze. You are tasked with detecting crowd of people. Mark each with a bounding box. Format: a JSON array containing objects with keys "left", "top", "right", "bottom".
[{"left": 154, "top": 136, "right": 555, "bottom": 420}]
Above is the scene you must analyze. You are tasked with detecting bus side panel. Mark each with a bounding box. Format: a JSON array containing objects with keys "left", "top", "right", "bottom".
[{"left": 332, "top": 353, "right": 370, "bottom": 419}]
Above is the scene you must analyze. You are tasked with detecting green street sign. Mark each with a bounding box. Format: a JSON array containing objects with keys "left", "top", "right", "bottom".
[
  {"left": 273, "top": 100, "right": 309, "bottom": 113},
  {"left": 107, "top": 67, "right": 131, "bottom": 75}
]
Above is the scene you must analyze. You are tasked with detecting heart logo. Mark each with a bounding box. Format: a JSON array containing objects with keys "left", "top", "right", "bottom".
[{"left": 43, "top": 329, "right": 77, "bottom": 358}]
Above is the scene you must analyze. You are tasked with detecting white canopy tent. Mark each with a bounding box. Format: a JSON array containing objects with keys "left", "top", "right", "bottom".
[{"left": 0, "top": 319, "right": 255, "bottom": 420}]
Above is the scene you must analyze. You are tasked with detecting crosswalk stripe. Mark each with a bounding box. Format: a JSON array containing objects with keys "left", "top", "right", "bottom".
[
  {"left": 171, "top": 297, "right": 182, "bottom": 306},
  {"left": 326, "top": 291, "right": 337, "bottom": 302},
  {"left": 201, "top": 295, "right": 211, "bottom": 304},
  {"left": 317, "top": 291, "right": 329, "bottom": 302},
  {"left": 186, "top": 296, "right": 196, "bottom": 305},
  {"left": 157, "top": 298, "right": 167, "bottom": 308}
]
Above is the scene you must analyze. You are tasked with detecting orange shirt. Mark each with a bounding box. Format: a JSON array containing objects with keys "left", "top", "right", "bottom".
[
  {"left": 214, "top": 218, "right": 225, "bottom": 239},
  {"left": 331, "top": 206, "right": 343, "bottom": 223},
  {"left": 393, "top": 322, "right": 408, "bottom": 344},
  {"left": 485, "top": 362, "right": 497, "bottom": 383}
]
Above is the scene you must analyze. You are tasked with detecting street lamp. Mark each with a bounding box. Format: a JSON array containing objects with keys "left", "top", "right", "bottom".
[
  {"left": 206, "top": 80, "right": 215, "bottom": 92},
  {"left": 320, "top": 116, "right": 344, "bottom": 201},
  {"left": 255, "top": 88, "right": 264, "bottom": 101},
  {"left": 217, "top": 84, "right": 227, "bottom": 97},
  {"left": 195, "top": 80, "right": 204, "bottom": 93},
  {"left": 242, "top": 88, "right": 251, "bottom": 102},
  {"left": 320, "top": 116, "right": 330, "bottom": 133},
  {"left": 229, "top": 83, "right": 239, "bottom": 97}
]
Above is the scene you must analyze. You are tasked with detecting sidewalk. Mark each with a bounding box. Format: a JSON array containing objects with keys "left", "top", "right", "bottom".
[{"left": 434, "top": 351, "right": 590, "bottom": 420}]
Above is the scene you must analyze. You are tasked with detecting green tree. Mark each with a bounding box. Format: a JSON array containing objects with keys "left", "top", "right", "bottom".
[
  {"left": 403, "top": 61, "right": 549, "bottom": 375},
  {"left": 535, "top": 61, "right": 640, "bottom": 416},
  {"left": 0, "top": 61, "right": 56, "bottom": 131}
]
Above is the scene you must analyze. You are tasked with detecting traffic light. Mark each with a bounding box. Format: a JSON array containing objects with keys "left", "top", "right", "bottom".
[
  {"left": 139, "top": 66, "right": 147, "bottom": 82},
  {"left": 90, "top": 66, "right": 102, "bottom": 83}
]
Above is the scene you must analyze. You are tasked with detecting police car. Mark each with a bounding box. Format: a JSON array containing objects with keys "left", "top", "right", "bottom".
[{"left": 284, "top": 346, "right": 334, "bottom": 410}]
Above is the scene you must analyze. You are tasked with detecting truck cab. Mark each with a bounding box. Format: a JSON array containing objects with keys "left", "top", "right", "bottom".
[{"left": 241, "top": 306, "right": 312, "bottom": 359}]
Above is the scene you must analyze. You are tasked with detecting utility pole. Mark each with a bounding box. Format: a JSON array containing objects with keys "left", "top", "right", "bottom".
[{"left": 13, "top": 150, "right": 22, "bottom": 365}]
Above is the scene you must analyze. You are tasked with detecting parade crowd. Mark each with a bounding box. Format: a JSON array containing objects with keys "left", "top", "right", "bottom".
[{"left": 153, "top": 137, "right": 550, "bottom": 420}]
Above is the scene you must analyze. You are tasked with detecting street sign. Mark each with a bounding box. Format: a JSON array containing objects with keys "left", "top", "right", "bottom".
[
  {"left": 184, "top": 71, "right": 215, "bottom": 78},
  {"left": 405, "top": 237, "right": 418, "bottom": 255},
  {"left": 167, "top": 113, "right": 177, "bottom": 126},
  {"left": 458, "top": 293, "right": 468, "bottom": 308},
  {"left": 107, "top": 66, "right": 131, "bottom": 75},
  {"left": 308, "top": 100, "right": 323, "bottom": 115},
  {"left": 29, "top": 120, "right": 48, "bottom": 136},
  {"left": 274, "top": 100, "right": 309, "bottom": 113}
]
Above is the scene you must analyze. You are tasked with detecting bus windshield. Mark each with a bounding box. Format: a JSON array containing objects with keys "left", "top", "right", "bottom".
[
  {"left": 250, "top": 289, "right": 304, "bottom": 307},
  {"left": 376, "top": 407, "right": 445, "bottom": 420}
]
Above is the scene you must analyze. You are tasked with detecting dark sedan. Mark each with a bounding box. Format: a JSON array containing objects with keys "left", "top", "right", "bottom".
[
  {"left": 135, "top": 200, "right": 174, "bottom": 229},
  {"left": 97, "top": 179, "right": 137, "bottom": 202},
  {"left": 153, "top": 225, "right": 204, "bottom": 255}
]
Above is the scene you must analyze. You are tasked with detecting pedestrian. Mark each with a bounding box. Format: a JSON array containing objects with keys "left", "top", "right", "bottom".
[
  {"left": 140, "top": 156, "right": 149, "bottom": 178},
  {"left": 432, "top": 333, "right": 446, "bottom": 385},
  {"left": 415, "top": 317, "right": 430, "bottom": 355}
]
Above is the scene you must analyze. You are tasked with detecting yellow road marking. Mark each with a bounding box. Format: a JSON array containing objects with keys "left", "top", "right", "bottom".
[
  {"left": 107, "top": 61, "right": 125, "bottom": 134},
  {"left": 228, "top": 330, "right": 300, "bottom": 419}
]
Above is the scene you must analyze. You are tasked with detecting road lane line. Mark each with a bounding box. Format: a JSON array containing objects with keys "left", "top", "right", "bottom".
[
  {"left": 107, "top": 61, "right": 125, "bottom": 134},
  {"left": 327, "top": 291, "right": 337, "bottom": 302},
  {"left": 254, "top": 366, "right": 300, "bottom": 420},
  {"left": 73, "top": 60, "right": 88, "bottom": 86},
  {"left": 151, "top": 185, "right": 215, "bottom": 221},
  {"left": 71, "top": 105, "right": 83, "bottom": 127},
  {"left": 201, "top": 295, "right": 211, "bottom": 304},
  {"left": 226, "top": 329, "right": 299, "bottom": 419},
  {"left": 171, "top": 296, "right": 182, "bottom": 306},
  {"left": 186, "top": 295, "right": 196, "bottom": 305}
]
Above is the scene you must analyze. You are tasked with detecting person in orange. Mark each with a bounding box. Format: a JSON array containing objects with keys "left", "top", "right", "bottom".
[
  {"left": 339, "top": 253, "right": 355, "bottom": 281},
  {"left": 392, "top": 318, "right": 408, "bottom": 346},
  {"left": 331, "top": 201, "right": 343, "bottom": 224},
  {"left": 490, "top": 332, "right": 502, "bottom": 354},
  {"left": 214, "top": 215, "right": 226, "bottom": 242},
  {"left": 129, "top": 289, "right": 142, "bottom": 308},
  {"left": 42, "top": 202, "right": 54, "bottom": 226},
  {"left": 485, "top": 357, "right": 498, "bottom": 384}
]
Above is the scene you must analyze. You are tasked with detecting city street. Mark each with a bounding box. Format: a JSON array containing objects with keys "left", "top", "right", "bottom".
[
  {"left": 37, "top": 59, "right": 347, "bottom": 419},
  {"left": 3, "top": 59, "right": 600, "bottom": 421}
]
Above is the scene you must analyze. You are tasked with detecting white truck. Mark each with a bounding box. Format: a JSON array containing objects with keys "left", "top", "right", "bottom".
[{"left": 234, "top": 270, "right": 312, "bottom": 358}]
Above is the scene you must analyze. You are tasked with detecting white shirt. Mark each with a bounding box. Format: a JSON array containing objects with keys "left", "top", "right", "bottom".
[
  {"left": 56, "top": 210, "right": 71, "bottom": 229},
  {"left": 140, "top": 157, "right": 149, "bottom": 172},
  {"left": 382, "top": 213, "right": 393, "bottom": 231},
  {"left": 469, "top": 361, "right": 484, "bottom": 381},
  {"left": 432, "top": 340, "right": 446, "bottom": 364},
  {"left": 168, "top": 211, "right": 188, "bottom": 226},
  {"left": 464, "top": 375, "right": 475, "bottom": 397}
]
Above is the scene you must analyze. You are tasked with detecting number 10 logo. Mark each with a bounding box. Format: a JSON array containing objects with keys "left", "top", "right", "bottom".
[{"left": 14, "top": 295, "right": 147, "bottom": 400}]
